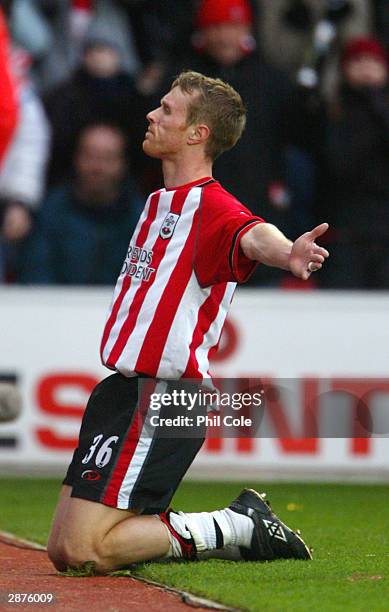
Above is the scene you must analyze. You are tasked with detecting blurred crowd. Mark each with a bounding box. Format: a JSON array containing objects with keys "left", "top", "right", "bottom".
[{"left": 0, "top": 0, "right": 388, "bottom": 289}]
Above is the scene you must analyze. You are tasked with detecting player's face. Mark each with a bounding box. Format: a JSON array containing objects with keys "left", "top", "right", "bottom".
[{"left": 143, "top": 86, "right": 195, "bottom": 159}]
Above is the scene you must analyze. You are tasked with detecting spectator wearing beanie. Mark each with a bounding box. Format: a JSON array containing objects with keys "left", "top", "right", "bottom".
[
  {"left": 314, "top": 36, "right": 389, "bottom": 288},
  {"left": 156, "top": 0, "right": 303, "bottom": 285},
  {"left": 43, "top": 32, "right": 145, "bottom": 190}
]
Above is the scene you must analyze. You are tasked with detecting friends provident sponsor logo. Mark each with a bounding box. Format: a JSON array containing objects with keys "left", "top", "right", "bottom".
[{"left": 120, "top": 245, "right": 155, "bottom": 281}]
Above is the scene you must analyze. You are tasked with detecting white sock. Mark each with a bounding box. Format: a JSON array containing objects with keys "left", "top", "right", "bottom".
[
  {"left": 159, "top": 507, "right": 254, "bottom": 558},
  {"left": 182, "top": 507, "right": 253, "bottom": 552}
]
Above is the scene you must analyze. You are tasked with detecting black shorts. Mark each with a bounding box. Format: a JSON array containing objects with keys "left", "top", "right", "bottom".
[{"left": 64, "top": 373, "right": 205, "bottom": 514}]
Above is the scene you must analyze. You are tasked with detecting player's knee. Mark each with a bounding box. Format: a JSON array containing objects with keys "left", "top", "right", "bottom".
[
  {"left": 54, "top": 537, "right": 102, "bottom": 573},
  {"left": 47, "top": 541, "right": 68, "bottom": 572}
]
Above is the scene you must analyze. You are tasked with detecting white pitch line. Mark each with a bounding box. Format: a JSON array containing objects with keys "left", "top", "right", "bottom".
[{"left": 0, "top": 530, "right": 46, "bottom": 551}]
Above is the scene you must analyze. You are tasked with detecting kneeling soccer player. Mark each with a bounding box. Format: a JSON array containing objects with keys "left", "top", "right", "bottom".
[{"left": 48, "top": 70, "right": 329, "bottom": 572}]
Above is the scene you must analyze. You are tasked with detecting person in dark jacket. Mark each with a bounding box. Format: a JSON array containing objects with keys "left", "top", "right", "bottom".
[
  {"left": 19, "top": 123, "right": 143, "bottom": 285},
  {"left": 317, "top": 37, "right": 389, "bottom": 288},
  {"left": 44, "top": 35, "right": 145, "bottom": 188}
]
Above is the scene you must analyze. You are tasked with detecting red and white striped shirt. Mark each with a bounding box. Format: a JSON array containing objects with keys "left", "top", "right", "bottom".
[{"left": 100, "top": 177, "right": 263, "bottom": 380}]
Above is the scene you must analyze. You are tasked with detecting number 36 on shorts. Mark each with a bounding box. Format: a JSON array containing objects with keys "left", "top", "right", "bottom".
[{"left": 81, "top": 434, "right": 119, "bottom": 468}]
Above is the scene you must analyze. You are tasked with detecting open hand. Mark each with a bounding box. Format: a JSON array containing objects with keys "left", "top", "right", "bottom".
[{"left": 289, "top": 223, "right": 330, "bottom": 280}]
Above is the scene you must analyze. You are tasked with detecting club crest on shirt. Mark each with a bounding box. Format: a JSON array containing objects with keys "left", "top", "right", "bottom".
[{"left": 159, "top": 212, "right": 180, "bottom": 240}]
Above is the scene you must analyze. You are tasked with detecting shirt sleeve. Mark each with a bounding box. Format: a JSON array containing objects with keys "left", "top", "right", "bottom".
[{"left": 194, "top": 185, "right": 264, "bottom": 287}]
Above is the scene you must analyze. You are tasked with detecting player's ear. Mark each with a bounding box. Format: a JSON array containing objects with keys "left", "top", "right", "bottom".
[{"left": 188, "top": 124, "right": 210, "bottom": 146}]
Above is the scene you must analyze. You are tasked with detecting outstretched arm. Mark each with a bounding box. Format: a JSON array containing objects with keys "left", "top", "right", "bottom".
[{"left": 240, "top": 222, "right": 329, "bottom": 280}]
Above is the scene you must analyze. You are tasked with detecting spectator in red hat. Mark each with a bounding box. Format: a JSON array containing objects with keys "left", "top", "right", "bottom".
[
  {"left": 341, "top": 36, "right": 388, "bottom": 88},
  {"left": 311, "top": 36, "right": 389, "bottom": 288},
  {"left": 193, "top": 0, "right": 255, "bottom": 67}
]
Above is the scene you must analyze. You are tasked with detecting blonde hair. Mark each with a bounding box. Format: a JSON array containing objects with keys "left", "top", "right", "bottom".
[{"left": 172, "top": 70, "right": 246, "bottom": 160}]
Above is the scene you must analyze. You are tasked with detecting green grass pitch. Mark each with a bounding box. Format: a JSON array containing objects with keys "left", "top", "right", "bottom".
[{"left": 1, "top": 478, "right": 388, "bottom": 611}]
